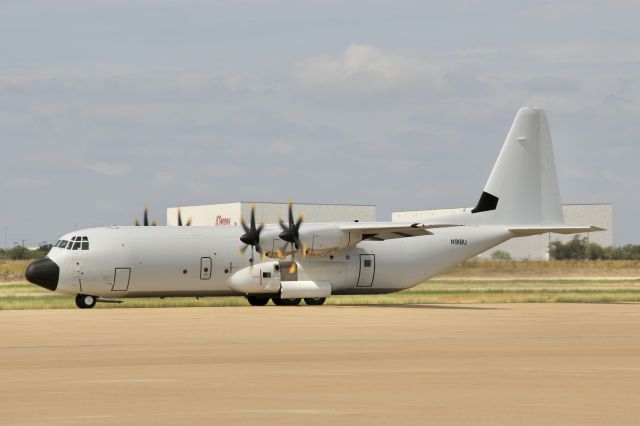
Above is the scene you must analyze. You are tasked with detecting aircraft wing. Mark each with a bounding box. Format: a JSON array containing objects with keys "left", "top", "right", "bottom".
[
  {"left": 509, "top": 225, "right": 605, "bottom": 237},
  {"left": 338, "top": 222, "right": 462, "bottom": 241}
]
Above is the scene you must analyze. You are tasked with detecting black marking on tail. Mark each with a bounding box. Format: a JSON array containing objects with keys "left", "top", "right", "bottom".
[{"left": 471, "top": 191, "right": 499, "bottom": 214}]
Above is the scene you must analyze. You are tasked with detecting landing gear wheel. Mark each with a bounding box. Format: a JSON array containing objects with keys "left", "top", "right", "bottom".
[
  {"left": 246, "top": 295, "right": 270, "bottom": 306},
  {"left": 75, "top": 294, "right": 97, "bottom": 309},
  {"left": 304, "top": 297, "right": 326, "bottom": 306},
  {"left": 271, "top": 295, "right": 301, "bottom": 306}
]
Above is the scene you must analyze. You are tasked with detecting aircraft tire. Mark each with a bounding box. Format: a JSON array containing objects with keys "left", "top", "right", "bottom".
[
  {"left": 75, "top": 294, "right": 97, "bottom": 309},
  {"left": 304, "top": 297, "right": 326, "bottom": 306},
  {"left": 246, "top": 295, "right": 270, "bottom": 306},
  {"left": 272, "top": 295, "right": 301, "bottom": 306}
]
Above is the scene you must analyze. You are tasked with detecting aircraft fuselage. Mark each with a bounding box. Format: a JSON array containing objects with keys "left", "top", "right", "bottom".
[{"left": 42, "top": 225, "right": 510, "bottom": 299}]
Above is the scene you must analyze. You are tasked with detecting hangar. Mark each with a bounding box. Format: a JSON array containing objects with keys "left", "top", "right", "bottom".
[
  {"left": 392, "top": 203, "right": 613, "bottom": 260},
  {"left": 167, "top": 202, "right": 376, "bottom": 227}
]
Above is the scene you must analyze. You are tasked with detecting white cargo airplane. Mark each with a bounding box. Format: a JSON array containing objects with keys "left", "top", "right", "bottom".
[{"left": 26, "top": 107, "right": 602, "bottom": 308}]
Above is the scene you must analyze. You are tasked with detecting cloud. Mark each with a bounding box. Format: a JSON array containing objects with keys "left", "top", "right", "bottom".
[
  {"left": 295, "top": 44, "right": 448, "bottom": 93},
  {"left": 85, "top": 163, "right": 131, "bottom": 176},
  {"left": 520, "top": 76, "right": 581, "bottom": 93}
]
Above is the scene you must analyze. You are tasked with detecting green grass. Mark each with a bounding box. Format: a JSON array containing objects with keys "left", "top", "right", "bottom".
[{"left": 3, "top": 278, "right": 640, "bottom": 310}]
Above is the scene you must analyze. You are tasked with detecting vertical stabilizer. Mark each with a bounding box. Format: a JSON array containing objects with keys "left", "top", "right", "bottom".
[{"left": 473, "top": 107, "right": 564, "bottom": 225}]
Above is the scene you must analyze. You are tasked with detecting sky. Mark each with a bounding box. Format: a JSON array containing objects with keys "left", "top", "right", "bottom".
[{"left": 1, "top": 0, "right": 639, "bottom": 247}]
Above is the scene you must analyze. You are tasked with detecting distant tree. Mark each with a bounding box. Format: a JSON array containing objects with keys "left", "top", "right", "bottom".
[
  {"left": 3, "top": 246, "right": 47, "bottom": 261},
  {"left": 491, "top": 250, "right": 512, "bottom": 261},
  {"left": 586, "top": 243, "right": 606, "bottom": 260},
  {"left": 8, "top": 245, "right": 27, "bottom": 260},
  {"left": 549, "top": 235, "right": 588, "bottom": 260},
  {"left": 549, "top": 237, "right": 640, "bottom": 261},
  {"left": 38, "top": 243, "right": 52, "bottom": 251}
]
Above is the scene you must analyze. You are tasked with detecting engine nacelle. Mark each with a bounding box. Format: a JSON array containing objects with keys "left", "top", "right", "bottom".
[
  {"left": 227, "top": 261, "right": 280, "bottom": 294},
  {"left": 262, "top": 224, "right": 361, "bottom": 257},
  {"left": 300, "top": 225, "right": 355, "bottom": 255}
]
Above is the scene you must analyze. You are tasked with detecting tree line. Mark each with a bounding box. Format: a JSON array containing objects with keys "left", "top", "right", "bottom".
[
  {"left": 0, "top": 244, "right": 51, "bottom": 261},
  {"left": 549, "top": 236, "right": 640, "bottom": 260}
]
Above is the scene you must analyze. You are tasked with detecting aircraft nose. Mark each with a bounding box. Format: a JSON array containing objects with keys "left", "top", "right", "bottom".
[{"left": 25, "top": 257, "right": 59, "bottom": 291}]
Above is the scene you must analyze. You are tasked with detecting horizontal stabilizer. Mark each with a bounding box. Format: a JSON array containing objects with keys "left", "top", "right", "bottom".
[{"left": 509, "top": 226, "right": 605, "bottom": 237}]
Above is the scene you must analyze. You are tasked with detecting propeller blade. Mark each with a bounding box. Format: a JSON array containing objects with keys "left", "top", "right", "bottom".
[
  {"left": 186, "top": 217, "right": 192, "bottom": 226},
  {"left": 253, "top": 207, "right": 258, "bottom": 229},
  {"left": 143, "top": 206, "right": 149, "bottom": 226},
  {"left": 240, "top": 215, "right": 250, "bottom": 233},
  {"left": 177, "top": 208, "right": 182, "bottom": 226},
  {"left": 288, "top": 201, "right": 294, "bottom": 227},
  {"left": 151, "top": 220, "right": 158, "bottom": 226},
  {"left": 239, "top": 204, "right": 264, "bottom": 261},
  {"left": 134, "top": 219, "right": 140, "bottom": 226}
]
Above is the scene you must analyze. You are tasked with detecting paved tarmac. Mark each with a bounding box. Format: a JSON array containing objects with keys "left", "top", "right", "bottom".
[{"left": 1, "top": 303, "right": 639, "bottom": 425}]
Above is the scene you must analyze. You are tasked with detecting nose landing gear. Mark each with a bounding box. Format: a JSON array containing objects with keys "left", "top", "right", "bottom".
[{"left": 75, "top": 294, "right": 97, "bottom": 309}]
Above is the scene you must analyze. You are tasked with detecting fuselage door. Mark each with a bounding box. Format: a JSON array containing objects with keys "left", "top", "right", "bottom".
[
  {"left": 356, "top": 254, "right": 375, "bottom": 287},
  {"left": 200, "top": 257, "right": 212, "bottom": 280},
  {"left": 112, "top": 268, "right": 131, "bottom": 291}
]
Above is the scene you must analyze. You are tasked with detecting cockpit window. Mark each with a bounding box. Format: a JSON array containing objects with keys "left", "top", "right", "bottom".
[{"left": 62, "top": 236, "right": 90, "bottom": 250}]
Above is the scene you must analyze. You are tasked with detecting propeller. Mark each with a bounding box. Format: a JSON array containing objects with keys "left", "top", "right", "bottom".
[
  {"left": 278, "top": 201, "right": 304, "bottom": 273},
  {"left": 239, "top": 204, "right": 264, "bottom": 265},
  {"left": 134, "top": 205, "right": 157, "bottom": 226},
  {"left": 177, "top": 208, "right": 192, "bottom": 226}
]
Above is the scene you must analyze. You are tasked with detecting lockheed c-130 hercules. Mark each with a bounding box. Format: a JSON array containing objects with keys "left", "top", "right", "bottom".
[{"left": 26, "top": 107, "right": 603, "bottom": 308}]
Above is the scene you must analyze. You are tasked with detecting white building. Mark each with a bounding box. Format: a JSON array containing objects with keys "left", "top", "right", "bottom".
[
  {"left": 167, "top": 202, "right": 376, "bottom": 227},
  {"left": 392, "top": 203, "right": 613, "bottom": 260}
]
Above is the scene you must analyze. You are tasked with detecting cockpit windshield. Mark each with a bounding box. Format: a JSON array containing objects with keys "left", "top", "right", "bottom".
[{"left": 54, "top": 236, "right": 90, "bottom": 251}]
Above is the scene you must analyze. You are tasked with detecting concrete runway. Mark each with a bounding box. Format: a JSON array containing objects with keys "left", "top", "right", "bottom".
[{"left": 1, "top": 304, "right": 639, "bottom": 425}]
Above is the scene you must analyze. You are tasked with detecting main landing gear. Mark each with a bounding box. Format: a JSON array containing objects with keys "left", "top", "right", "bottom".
[
  {"left": 245, "top": 295, "right": 327, "bottom": 306},
  {"left": 75, "top": 294, "right": 97, "bottom": 309},
  {"left": 246, "top": 295, "right": 270, "bottom": 306},
  {"left": 272, "top": 295, "right": 301, "bottom": 306},
  {"left": 303, "top": 297, "right": 326, "bottom": 306}
]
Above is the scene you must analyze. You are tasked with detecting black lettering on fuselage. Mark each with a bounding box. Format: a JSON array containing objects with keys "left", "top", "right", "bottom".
[{"left": 450, "top": 238, "right": 468, "bottom": 246}]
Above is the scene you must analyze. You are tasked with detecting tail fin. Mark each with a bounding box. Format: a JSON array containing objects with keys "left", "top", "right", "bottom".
[{"left": 472, "top": 107, "right": 564, "bottom": 225}]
